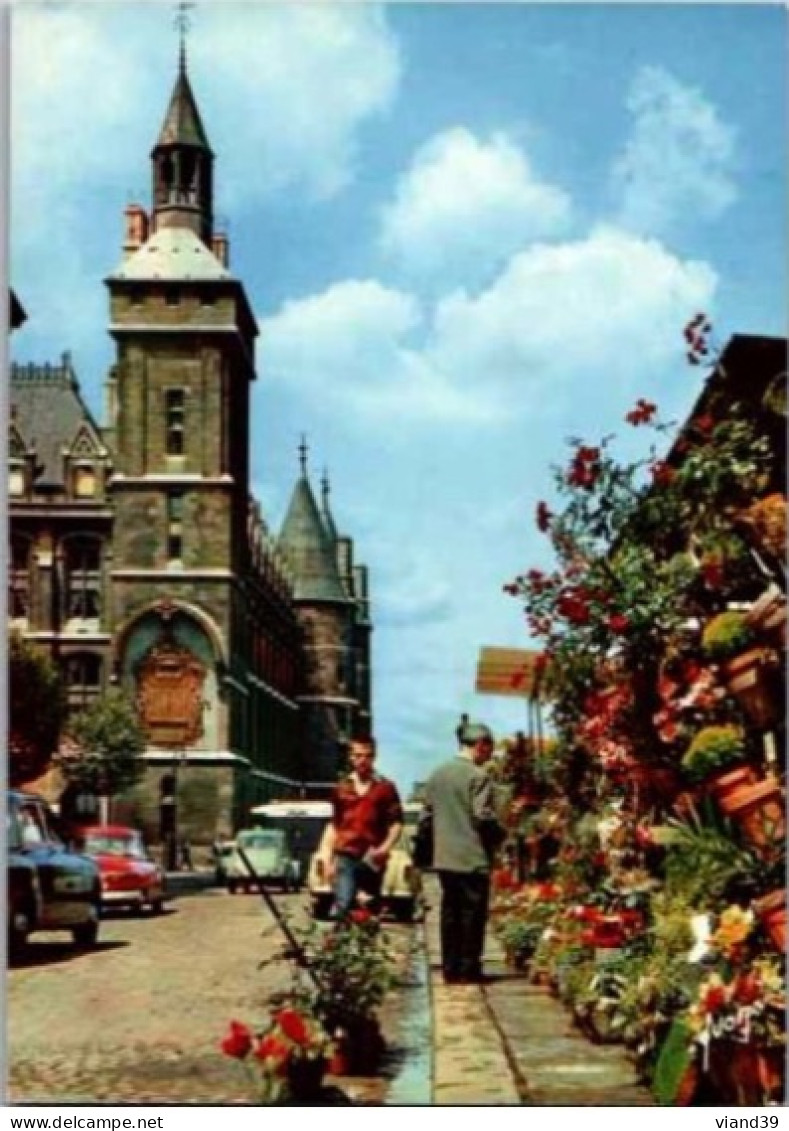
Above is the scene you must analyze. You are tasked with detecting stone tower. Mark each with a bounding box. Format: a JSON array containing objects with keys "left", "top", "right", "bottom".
[{"left": 278, "top": 444, "right": 360, "bottom": 788}]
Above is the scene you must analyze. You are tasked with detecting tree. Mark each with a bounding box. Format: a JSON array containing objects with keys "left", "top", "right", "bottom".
[
  {"left": 58, "top": 689, "right": 146, "bottom": 800},
  {"left": 9, "top": 631, "right": 66, "bottom": 787}
]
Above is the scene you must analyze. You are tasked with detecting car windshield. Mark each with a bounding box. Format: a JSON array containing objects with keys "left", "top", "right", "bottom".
[
  {"left": 83, "top": 832, "right": 146, "bottom": 858},
  {"left": 237, "top": 831, "right": 283, "bottom": 850}
]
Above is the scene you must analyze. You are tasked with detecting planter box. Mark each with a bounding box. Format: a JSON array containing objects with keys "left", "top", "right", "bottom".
[
  {"left": 725, "top": 776, "right": 785, "bottom": 851},
  {"left": 753, "top": 889, "right": 787, "bottom": 953},
  {"left": 708, "top": 763, "right": 759, "bottom": 814},
  {"left": 724, "top": 648, "right": 783, "bottom": 730}
]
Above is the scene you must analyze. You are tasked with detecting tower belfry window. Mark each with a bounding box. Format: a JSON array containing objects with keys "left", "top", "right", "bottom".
[{"left": 165, "top": 388, "right": 185, "bottom": 456}]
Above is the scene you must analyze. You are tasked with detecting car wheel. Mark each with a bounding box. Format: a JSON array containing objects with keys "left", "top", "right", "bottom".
[
  {"left": 312, "top": 895, "right": 333, "bottom": 921},
  {"left": 149, "top": 896, "right": 165, "bottom": 915},
  {"left": 72, "top": 904, "right": 100, "bottom": 947},
  {"left": 394, "top": 899, "right": 415, "bottom": 923},
  {"left": 227, "top": 879, "right": 237, "bottom": 894},
  {"left": 8, "top": 900, "right": 33, "bottom": 958}
]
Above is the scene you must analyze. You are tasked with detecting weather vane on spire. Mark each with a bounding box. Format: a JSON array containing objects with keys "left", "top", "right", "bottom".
[{"left": 174, "top": 2, "right": 195, "bottom": 72}]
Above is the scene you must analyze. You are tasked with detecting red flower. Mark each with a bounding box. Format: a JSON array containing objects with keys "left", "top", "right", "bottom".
[
  {"left": 349, "top": 908, "right": 373, "bottom": 926},
  {"left": 220, "top": 1020, "right": 253, "bottom": 1059},
  {"left": 701, "top": 984, "right": 728, "bottom": 1013},
  {"left": 650, "top": 460, "right": 676, "bottom": 487},
  {"left": 536, "top": 500, "right": 554, "bottom": 532},
  {"left": 502, "top": 582, "right": 519, "bottom": 596},
  {"left": 567, "top": 446, "right": 601, "bottom": 489},
  {"left": 694, "top": 414, "right": 715, "bottom": 436},
  {"left": 276, "top": 1009, "right": 310, "bottom": 1046},
  {"left": 606, "top": 613, "right": 630, "bottom": 634},
  {"left": 557, "top": 591, "right": 591, "bottom": 625},
  {"left": 253, "top": 1034, "right": 290, "bottom": 1066},
  {"left": 701, "top": 560, "right": 724, "bottom": 589},
  {"left": 732, "top": 973, "right": 762, "bottom": 1006},
  {"left": 625, "top": 398, "right": 657, "bottom": 426}
]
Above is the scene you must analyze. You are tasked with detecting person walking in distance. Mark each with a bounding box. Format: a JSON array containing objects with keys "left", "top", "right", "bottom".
[
  {"left": 423, "top": 721, "right": 504, "bottom": 984},
  {"left": 320, "top": 737, "right": 403, "bottom": 918}
]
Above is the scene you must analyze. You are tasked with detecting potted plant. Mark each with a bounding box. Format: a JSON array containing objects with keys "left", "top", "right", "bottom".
[
  {"left": 680, "top": 724, "right": 750, "bottom": 802},
  {"left": 702, "top": 611, "right": 781, "bottom": 730},
  {"left": 219, "top": 1007, "right": 333, "bottom": 1104},
  {"left": 753, "top": 889, "right": 787, "bottom": 954},
  {"left": 745, "top": 582, "right": 787, "bottom": 649},
  {"left": 295, "top": 911, "right": 396, "bottom": 1073}
]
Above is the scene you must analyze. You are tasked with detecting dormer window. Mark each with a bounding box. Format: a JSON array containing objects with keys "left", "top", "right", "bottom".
[
  {"left": 73, "top": 465, "right": 97, "bottom": 498},
  {"left": 9, "top": 461, "right": 26, "bottom": 498}
]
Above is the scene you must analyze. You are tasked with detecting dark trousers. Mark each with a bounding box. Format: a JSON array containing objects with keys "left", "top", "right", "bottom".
[
  {"left": 332, "top": 852, "right": 383, "bottom": 918},
  {"left": 437, "top": 870, "right": 490, "bottom": 980}
]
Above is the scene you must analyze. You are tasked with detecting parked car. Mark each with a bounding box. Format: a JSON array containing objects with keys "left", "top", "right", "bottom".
[
  {"left": 307, "top": 821, "right": 422, "bottom": 923},
  {"left": 226, "top": 828, "right": 301, "bottom": 893},
  {"left": 7, "top": 790, "right": 102, "bottom": 956},
  {"left": 78, "top": 825, "right": 166, "bottom": 914}
]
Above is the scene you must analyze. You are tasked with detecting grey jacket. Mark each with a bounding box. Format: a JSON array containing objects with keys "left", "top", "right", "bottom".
[{"left": 424, "top": 755, "right": 501, "bottom": 873}]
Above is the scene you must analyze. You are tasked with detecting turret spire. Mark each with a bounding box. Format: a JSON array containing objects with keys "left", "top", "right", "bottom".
[
  {"left": 175, "top": 2, "right": 193, "bottom": 75},
  {"left": 299, "top": 435, "right": 309, "bottom": 477}
]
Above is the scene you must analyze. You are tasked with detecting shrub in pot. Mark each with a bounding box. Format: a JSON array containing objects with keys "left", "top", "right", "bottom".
[
  {"left": 701, "top": 611, "right": 755, "bottom": 662},
  {"left": 702, "top": 612, "right": 782, "bottom": 729},
  {"left": 681, "top": 725, "right": 748, "bottom": 788}
]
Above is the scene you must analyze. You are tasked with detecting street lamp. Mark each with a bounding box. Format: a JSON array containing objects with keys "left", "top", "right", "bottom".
[{"left": 160, "top": 745, "right": 187, "bottom": 872}]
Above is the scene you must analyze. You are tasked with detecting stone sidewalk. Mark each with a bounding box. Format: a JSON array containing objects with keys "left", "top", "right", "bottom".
[{"left": 422, "top": 876, "right": 655, "bottom": 1106}]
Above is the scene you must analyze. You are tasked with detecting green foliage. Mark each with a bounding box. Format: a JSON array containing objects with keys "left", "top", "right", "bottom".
[
  {"left": 652, "top": 1019, "right": 695, "bottom": 1105},
  {"left": 663, "top": 808, "right": 756, "bottom": 905},
  {"left": 8, "top": 632, "right": 66, "bottom": 787},
  {"left": 58, "top": 689, "right": 146, "bottom": 796},
  {"left": 680, "top": 724, "right": 746, "bottom": 783},
  {"left": 295, "top": 915, "right": 397, "bottom": 1031},
  {"left": 701, "top": 611, "right": 754, "bottom": 661}
]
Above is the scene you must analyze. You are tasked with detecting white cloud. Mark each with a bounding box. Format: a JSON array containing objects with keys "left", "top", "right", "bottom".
[
  {"left": 611, "top": 65, "right": 737, "bottom": 236},
  {"left": 379, "top": 127, "right": 571, "bottom": 283},
  {"left": 263, "top": 227, "right": 717, "bottom": 424},
  {"left": 10, "top": 3, "right": 400, "bottom": 372}
]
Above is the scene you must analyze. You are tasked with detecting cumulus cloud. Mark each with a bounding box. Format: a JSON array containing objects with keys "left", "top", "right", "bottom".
[
  {"left": 611, "top": 65, "right": 737, "bottom": 236},
  {"left": 263, "top": 227, "right": 717, "bottom": 424},
  {"left": 379, "top": 127, "right": 571, "bottom": 283}
]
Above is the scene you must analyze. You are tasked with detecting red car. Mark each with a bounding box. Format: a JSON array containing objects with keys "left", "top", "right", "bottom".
[{"left": 79, "top": 826, "right": 166, "bottom": 915}]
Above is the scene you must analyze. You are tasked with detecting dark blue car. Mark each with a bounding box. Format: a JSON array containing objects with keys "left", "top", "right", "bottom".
[{"left": 7, "top": 790, "right": 102, "bottom": 957}]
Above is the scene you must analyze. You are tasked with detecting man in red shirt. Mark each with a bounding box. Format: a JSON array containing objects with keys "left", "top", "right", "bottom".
[{"left": 320, "top": 738, "right": 403, "bottom": 918}]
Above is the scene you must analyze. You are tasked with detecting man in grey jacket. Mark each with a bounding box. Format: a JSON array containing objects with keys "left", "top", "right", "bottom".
[{"left": 423, "top": 721, "right": 504, "bottom": 984}]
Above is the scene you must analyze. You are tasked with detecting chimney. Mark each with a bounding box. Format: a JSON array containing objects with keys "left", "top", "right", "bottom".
[
  {"left": 123, "top": 204, "right": 149, "bottom": 259},
  {"left": 211, "top": 232, "right": 229, "bottom": 267}
]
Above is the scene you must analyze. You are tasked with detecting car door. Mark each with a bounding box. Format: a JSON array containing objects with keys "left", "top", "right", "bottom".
[{"left": 18, "top": 800, "right": 96, "bottom": 927}]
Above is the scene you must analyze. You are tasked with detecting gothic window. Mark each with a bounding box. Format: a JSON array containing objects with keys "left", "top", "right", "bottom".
[
  {"left": 167, "top": 491, "right": 184, "bottom": 565},
  {"left": 165, "top": 388, "right": 185, "bottom": 456},
  {"left": 158, "top": 154, "right": 175, "bottom": 205},
  {"left": 9, "top": 535, "right": 31, "bottom": 619},
  {"left": 63, "top": 652, "right": 102, "bottom": 713},
  {"left": 64, "top": 536, "right": 102, "bottom": 621}
]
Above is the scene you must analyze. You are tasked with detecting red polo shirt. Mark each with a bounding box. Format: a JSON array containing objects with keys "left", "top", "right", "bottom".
[{"left": 331, "top": 774, "right": 403, "bottom": 858}]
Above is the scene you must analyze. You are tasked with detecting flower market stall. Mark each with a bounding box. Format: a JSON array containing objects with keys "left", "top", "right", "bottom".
[{"left": 496, "top": 327, "right": 786, "bottom": 1106}]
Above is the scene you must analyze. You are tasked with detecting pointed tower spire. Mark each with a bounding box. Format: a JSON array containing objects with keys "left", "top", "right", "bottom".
[
  {"left": 321, "top": 467, "right": 340, "bottom": 545},
  {"left": 299, "top": 435, "right": 309, "bottom": 478},
  {"left": 151, "top": 5, "right": 214, "bottom": 244}
]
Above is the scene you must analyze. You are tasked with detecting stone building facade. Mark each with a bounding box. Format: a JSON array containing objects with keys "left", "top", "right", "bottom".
[{"left": 8, "top": 54, "right": 373, "bottom": 845}]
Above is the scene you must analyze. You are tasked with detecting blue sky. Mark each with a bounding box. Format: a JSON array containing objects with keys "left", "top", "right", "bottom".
[{"left": 10, "top": 1, "right": 787, "bottom": 795}]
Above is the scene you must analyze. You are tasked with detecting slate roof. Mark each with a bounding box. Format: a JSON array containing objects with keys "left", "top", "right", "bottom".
[
  {"left": 10, "top": 355, "right": 105, "bottom": 487},
  {"left": 154, "top": 67, "right": 212, "bottom": 152},
  {"left": 278, "top": 476, "right": 349, "bottom": 603},
  {"left": 109, "top": 225, "right": 231, "bottom": 282}
]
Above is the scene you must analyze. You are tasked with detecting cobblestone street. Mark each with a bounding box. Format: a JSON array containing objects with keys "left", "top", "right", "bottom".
[{"left": 7, "top": 884, "right": 422, "bottom": 1106}]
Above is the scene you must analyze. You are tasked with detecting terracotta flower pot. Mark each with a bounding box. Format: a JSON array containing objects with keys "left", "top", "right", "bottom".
[
  {"left": 754, "top": 889, "right": 787, "bottom": 953},
  {"left": 286, "top": 1055, "right": 327, "bottom": 1100},
  {"left": 707, "top": 763, "right": 759, "bottom": 814},
  {"left": 724, "top": 647, "right": 783, "bottom": 730},
  {"left": 725, "top": 776, "right": 785, "bottom": 851}
]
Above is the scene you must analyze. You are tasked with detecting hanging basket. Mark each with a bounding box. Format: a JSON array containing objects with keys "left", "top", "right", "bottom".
[
  {"left": 753, "top": 889, "right": 787, "bottom": 953},
  {"left": 725, "top": 776, "right": 785, "bottom": 852},
  {"left": 723, "top": 647, "right": 783, "bottom": 730}
]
